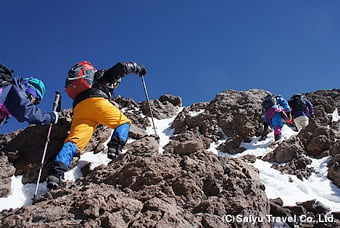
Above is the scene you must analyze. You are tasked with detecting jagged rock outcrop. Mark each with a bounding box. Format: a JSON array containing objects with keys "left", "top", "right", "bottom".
[
  {"left": 272, "top": 136, "right": 305, "bottom": 163},
  {"left": 172, "top": 89, "right": 268, "bottom": 154},
  {"left": 0, "top": 156, "right": 15, "bottom": 198},
  {"left": 140, "top": 94, "right": 182, "bottom": 119},
  {"left": 0, "top": 89, "right": 340, "bottom": 227},
  {"left": 0, "top": 138, "right": 271, "bottom": 227},
  {"left": 265, "top": 136, "right": 314, "bottom": 180},
  {"left": 298, "top": 120, "right": 337, "bottom": 158},
  {"left": 269, "top": 198, "right": 340, "bottom": 227},
  {"left": 305, "top": 89, "right": 340, "bottom": 130}
]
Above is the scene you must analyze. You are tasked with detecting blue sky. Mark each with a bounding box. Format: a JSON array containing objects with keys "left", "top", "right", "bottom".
[{"left": 1, "top": 0, "right": 339, "bottom": 134}]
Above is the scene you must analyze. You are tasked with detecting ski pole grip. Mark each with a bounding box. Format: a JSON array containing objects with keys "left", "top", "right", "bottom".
[{"left": 52, "top": 91, "right": 61, "bottom": 112}]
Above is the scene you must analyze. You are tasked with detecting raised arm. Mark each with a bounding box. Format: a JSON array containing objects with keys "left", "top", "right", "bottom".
[{"left": 97, "top": 62, "right": 147, "bottom": 83}]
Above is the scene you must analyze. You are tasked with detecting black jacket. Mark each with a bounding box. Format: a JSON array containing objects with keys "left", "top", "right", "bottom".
[{"left": 73, "top": 62, "right": 140, "bottom": 107}]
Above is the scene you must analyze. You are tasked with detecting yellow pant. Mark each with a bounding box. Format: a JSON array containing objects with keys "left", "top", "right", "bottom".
[{"left": 65, "top": 97, "right": 131, "bottom": 152}]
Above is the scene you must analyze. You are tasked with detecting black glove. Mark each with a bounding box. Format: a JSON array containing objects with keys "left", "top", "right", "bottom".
[
  {"left": 135, "top": 64, "right": 147, "bottom": 76},
  {"left": 101, "top": 62, "right": 146, "bottom": 82}
]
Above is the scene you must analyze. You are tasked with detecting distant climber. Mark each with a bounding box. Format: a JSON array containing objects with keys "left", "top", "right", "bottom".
[
  {"left": 261, "top": 93, "right": 291, "bottom": 141},
  {"left": 288, "top": 93, "right": 315, "bottom": 131}
]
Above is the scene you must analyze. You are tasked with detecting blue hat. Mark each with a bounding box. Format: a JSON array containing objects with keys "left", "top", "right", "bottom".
[{"left": 24, "top": 77, "right": 46, "bottom": 100}]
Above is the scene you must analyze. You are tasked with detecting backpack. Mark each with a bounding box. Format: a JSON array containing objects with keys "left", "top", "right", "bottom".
[
  {"left": 262, "top": 94, "right": 277, "bottom": 110},
  {"left": 0, "top": 64, "right": 14, "bottom": 86},
  {"left": 65, "top": 61, "right": 97, "bottom": 100},
  {"left": 289, "top": 94, "right": 307, "bottom": 112}
]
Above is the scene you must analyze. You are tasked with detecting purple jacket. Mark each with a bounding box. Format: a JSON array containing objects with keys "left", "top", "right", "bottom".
[
  {"left": 289, "top": 99, "right": 314, "bottom": 118},
  {"left": 0, "top": 77, "right": 56, "bottom": 126}
]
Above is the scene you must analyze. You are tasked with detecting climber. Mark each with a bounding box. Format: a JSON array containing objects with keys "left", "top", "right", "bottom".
[
  {"left": 47, "top": 60, "right": 147, "bottom": 190},
  {"left": 261, "top": 93, "right": 291, "bottom": 141},
  {"left": 288, "top": 93, "right": 315, "bottom": 131},
  {"left": 0, "top": 64, "right": 58, "bottom": 127}
]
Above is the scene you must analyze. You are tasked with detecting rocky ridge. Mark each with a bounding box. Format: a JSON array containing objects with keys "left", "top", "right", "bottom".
[{"left": 0, "top": 89, "right": 339, "bottom": 227}]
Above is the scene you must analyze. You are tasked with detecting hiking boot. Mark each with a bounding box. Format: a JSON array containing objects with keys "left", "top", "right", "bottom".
[
  {"left": 107, "top": 145, "right": 123, "bottom": 159},
  {"left": 274, "top": 134, "right": 282, "bottom": 142},
  {"left": 47, "top": 175, "right": 61, "bottom": 190},
  {"left": 107, "top": 135, "right": 125, "bottom": 159}
]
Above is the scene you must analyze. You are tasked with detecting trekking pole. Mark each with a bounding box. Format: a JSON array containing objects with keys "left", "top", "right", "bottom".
[
  {"left": 33, "top": 91, "right": 61, "bottom": 199},
  {"left": 140, "top": 75, "right": 159, "bottom": 141}
]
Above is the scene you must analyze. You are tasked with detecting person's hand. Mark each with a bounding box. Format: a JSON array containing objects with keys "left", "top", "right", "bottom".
[{"left": 136, "top": 64, "right": 147, "bottom": 76}]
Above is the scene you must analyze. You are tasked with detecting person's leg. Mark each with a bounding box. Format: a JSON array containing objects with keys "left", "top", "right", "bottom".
[
  {"left": 92, "top": 98, "right": 132, "bottom": 158},
  {"left": 272, "top": 113, "right": 283, "bottom": 141},
  {"left": 273, "top": 126, "right": 282, "bottom": 141},
  {"left": 294, "top": 115, "right": 309, "bottom": 131},
  {"left": 48, "top": 120, "right": 97, "bottom": 173},
  {"left": 107, "top": 123, "right": 130, "bottom": 158},
  {"left": 47, "top": 142, "right": 78, "bottom": 189},
  {"left": 47, "top": 99, "right": 98, "bottom": 189}
]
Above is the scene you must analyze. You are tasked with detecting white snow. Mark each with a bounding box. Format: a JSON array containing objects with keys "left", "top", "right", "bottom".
[
  {"left": 188, "top": 109, "right": 205, "bottom": 117},
  {"left": 331, "top": 108, "right": 339, "bottom": 122}
]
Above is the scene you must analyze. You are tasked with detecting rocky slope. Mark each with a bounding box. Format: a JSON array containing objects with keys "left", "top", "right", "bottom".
[{"left": 0, "top": 89, "right": 339, "bottom": 227}]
